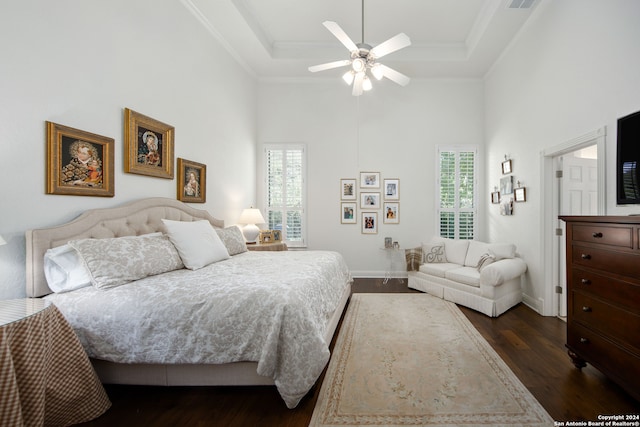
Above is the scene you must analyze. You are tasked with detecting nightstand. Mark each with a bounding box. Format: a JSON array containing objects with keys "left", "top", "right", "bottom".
[
  {"left": 0, "top": 299, "right": 111, "bottom": 426},
  {"left": 246, "top": 241, "right": 288, "bottom": 251}
]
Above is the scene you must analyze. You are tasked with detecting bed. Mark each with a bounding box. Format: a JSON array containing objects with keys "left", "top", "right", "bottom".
[{"left": 25, "top": 197, "right": 352, "bottom": 409}]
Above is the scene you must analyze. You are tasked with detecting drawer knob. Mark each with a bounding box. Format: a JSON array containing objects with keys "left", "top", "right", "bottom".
[
  {"left": 582, "top": 306, "right": 592, "bottom": 312},
  {"left": 580, "top": 337, "right": 589, "bottom": 344},
  {"left": 592, "top": 232, "right": 603, "bottom": 238},
  {"left": 581, "top": 254, "right": 591, "bottom": 260},
  {"left": 581, "top": 279, "right": 591, "bottom": 285}
]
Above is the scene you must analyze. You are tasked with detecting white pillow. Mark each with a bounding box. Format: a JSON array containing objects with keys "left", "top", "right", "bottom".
[
  {"left": 43, "top": 244, "right": 92, "bottom": 293},
  {"left": 443, "top": 238, "right": 470, "bottom": 265},
  {"left": 162, "top": 219, "right": 230, "bottom": 269},
  {"left": 69, "top": 233, "right": 184, "bottom": 290},
  {"left": 488, "top": 243, "right": 516, "bottom": 260},
  {"left": 464, "top": 241, "right": 491, "bottom": 267}
]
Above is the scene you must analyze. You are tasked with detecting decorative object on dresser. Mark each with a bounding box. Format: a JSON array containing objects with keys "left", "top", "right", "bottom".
[
  {"left": 237, "top": 207, "right": 266, "bottom": 244},
  {"left": 46, "top": 121, "right": 115, "bottom": 197},
  {"left": 560, "top": 215, "right": 640, "bottom": 401}
]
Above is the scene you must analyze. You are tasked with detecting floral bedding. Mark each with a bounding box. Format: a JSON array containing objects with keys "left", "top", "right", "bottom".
[{"left": 45, "top": 250, "right": 351, "bottom": 408}]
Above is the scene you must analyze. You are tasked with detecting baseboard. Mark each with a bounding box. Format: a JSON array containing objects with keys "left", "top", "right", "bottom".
[{"left": 522, "top": 293, "right": 545, "bottom": 315}]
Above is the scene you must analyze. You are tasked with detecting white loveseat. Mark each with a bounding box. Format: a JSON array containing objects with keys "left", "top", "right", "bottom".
[{"left": 408, "top": 238, "right": 527, "bottom": 317}]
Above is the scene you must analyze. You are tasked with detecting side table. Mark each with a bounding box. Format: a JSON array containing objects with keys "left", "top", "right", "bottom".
[
  {"left": 247, "top": 241, "right": 288, "bottom": 251},
  {"left": 0, "top": 298, "right": 111, "bottom": 426},
  {"left": 381, "top": 247, "right": 407, "bottom": 284}
]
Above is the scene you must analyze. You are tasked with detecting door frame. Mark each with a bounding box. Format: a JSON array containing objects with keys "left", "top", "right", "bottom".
[{"left": 539, "top": 127, "right": 606, "bottom": 316}]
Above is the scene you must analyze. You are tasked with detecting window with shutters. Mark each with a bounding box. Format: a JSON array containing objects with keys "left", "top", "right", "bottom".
[
  {"left": 437, "top": 146, "right": 477, "bottom": 240},
  {"left": 264, "top": 144, "right": 306, "bottom": 247}
]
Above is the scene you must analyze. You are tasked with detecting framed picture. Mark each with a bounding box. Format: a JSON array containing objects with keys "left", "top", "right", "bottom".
[
  {"left": 360, "top": 192, "right": 380, "bottom": 209},
  {"left": 500, "top": 199, "right": 513, "bottom": 216},
  {"left": 340, "top": 178, "right": 357, "bottom": 200},
  {"left": 124, "top": 108, "right": 174, "bottom": 179},
  {"left": 491, "top": 191, "right": 500, "bottom": 204},
  {"left": 500, "top": 176, "right": 513, "bottom": 195},
  {"left": 272, "top": 230, "right": 282, "bottom": 242},
  {"left": 341, "top": 202, "right": 357, "bottom": 224},
  {"left": 383, "top": 178, "right": 400, "bottom": 200},
  {"left": 177, "top": 158, "right": 206, "bottom": 203},
  {"left": 383, "top": 202, "right": 399, "bottom": 224},
  {"left": 46, "top": 121, "right": 114, "bottom": 197},
  {"left": 514, "top": 187, "right": 527, "bottom": 202},
  {"left": 502, "top": 159, "right": 512, "bottom": 174},
  {"left": 362, "top": 212, "right": 378, "bottom": 234},
  {"left": 360, "top": 172, "right": 380, "bottom": 188},
  {"left": 259, "top": 230, "right": 274, "bottom": 243}
]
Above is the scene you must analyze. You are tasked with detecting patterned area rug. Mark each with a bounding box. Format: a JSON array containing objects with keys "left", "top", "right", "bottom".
[{"left": 309, "top": 293, "right": 553, "bottom": 427}]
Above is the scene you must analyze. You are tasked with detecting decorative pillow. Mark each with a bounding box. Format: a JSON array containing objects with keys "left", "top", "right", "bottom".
[
  {"left": 162, "top": 219, "right": 230, "bottom": 270},
  {"left": 215, "top": 226, "right": 248, "bottom": 255},
  {"left": 464, "top": 241, "right": 491, "bottom": 267},
  {"left": 43, "top": 244, "right": 92, "bottom": 293},
  {"left": 476, "top": 252, "right": 496, "bottom": 272},
  {"left": 69, "top": 233, "right": 184, "bottom": 290},
  {"left": 488, "top": 243, "right": 516, "bottom": 260},
  {"left": 442, "top": 239, "right": 470, "bottom": 265},
  {"left": 421, "top": 243, "right": 446, "bottom": 263},
  {"left": 405, "top": 247, "right": 423, "bottom": 271}
]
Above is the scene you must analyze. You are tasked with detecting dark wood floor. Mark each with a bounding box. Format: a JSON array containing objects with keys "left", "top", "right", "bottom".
[{"left": 78, "top": 278, "right": 640, "bottom": 426}]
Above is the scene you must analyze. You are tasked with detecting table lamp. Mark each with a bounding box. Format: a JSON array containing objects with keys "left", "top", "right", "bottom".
[{"left": 238, "top": 208, "right": 265, "bottom": 244}]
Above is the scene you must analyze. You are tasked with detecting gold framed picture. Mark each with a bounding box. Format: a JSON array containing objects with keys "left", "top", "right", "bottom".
[
  {"left": 259, "top": 230, "right": 274, "bottom": 243},
  {"left": 46, "top": 121, "right": 114, "bottom": 197},
  {"left": 124, "top": 108, "right": 174, "bottom": 179},
  {"left": 177, "top": 158, "right": 206, "bottom": 203}
]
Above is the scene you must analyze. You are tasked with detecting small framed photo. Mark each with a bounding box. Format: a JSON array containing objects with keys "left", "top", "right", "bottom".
[
  {"left": 514, "top": 187, "right": 527, "bottom": 202},
  {"left": 491, "top": 191, "right": 500, "bottom": 204},
  {"left": 501, "top": 199, "right": 513, "bottom": 216},
  {"left": 259, "top": 230, "right": 274, "bottom": 243},
  {"left": 272, "top": 230, "right": 282, "bottom": 242},
  {"left": 124, "top": 108, "right": 175, "bottom": 179},
  {"left": 502, "top": 159, "right": 512, "bottom": 175},
  {"left": 341, "top": 202, "right": 357, "bottom": 224},
  {"left": 341, "top": 178, "right": 357, "bottom": 200},
  {"left": 177, "top": 158, "right": 206, "bottom": 203},
  {"left": 360, "top": 192, "right": 380, "bottom": 209},
  {"left": 383, "top": 178, "right": 400, "bottom": 200},
  {"left": 500, "top": 176, "right": 513, "bottom": 195},
  {"left": 360, "top": 172, "right": 380, "bottom": 188},
  {"left": 383, "top": 202, "right": 399, "bottom": 224},
  {"left": 362, "top": 212, "right": 378, "bottom": 234},
  {"left": 46, "top": 121, "right": 114, "bottom": 197}
]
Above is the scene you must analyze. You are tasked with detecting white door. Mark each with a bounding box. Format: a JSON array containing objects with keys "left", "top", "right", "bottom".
[{"left": 557, "top": 147, "right": 598, "bottom": 316}]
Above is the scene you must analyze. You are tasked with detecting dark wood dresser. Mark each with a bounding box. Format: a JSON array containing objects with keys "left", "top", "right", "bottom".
[{"left": 560, "top": 216, "right": 640, "bottom": 401}]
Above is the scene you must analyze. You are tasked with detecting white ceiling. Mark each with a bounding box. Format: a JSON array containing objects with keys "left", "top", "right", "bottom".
[{"left": 183, "top": 0, "right": 539, "bottom": 80}]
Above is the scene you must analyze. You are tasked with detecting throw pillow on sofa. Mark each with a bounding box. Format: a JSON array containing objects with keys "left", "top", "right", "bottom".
[{"left": 422, "top": 243, "right": 446, "bottom": 263}]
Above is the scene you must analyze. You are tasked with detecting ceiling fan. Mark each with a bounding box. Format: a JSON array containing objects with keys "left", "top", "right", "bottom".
[{"left": 308, "top": 0, "right": 411, "bottom": 96}]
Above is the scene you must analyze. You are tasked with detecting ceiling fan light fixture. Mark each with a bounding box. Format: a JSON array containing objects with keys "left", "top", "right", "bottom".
[
  {"left": 342, "top": 70, "right": 355, "bottom": 85},
  {"left": 371, "top": 64, "right": 383, "bottom": 80},
  {"left": 352, "top": 57, "right": 366, "bottom": 73},
  {"left": 362, "top": 75, "right": 372, "bottom": 91}
]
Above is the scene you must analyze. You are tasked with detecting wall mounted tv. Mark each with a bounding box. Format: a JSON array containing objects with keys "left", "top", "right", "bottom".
[{"left": 617, "top": 109, "right": 640, "bottom": 205}]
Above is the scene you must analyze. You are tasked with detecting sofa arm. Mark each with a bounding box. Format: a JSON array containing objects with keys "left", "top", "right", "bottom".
[{"left": 479, "top": 257, "right": 527, "bottom": 287}]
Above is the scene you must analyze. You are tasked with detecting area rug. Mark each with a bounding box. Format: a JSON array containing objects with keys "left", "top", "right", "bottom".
[{"left": 309, "top": 293, "right": 553, "bottom": 427}]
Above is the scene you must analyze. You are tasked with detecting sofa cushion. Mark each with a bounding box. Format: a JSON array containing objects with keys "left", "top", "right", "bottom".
[
  {"left": 443, "top": 239, "right": 470, "bottom": 265},
  {"left": 464, "top": 241, "right": 491, "bottom": 267},
  {"left": 489, "top": 243, "right": 517, "bottom": 260},
  {"left": 419, "top": 262, "right": 461, "bottom": 278},
  {"left": 421, "top": 243, "right": 446, "bottom": 263},
  {"left": 444, "top": 266, "right": 481, "bottom": 287}
]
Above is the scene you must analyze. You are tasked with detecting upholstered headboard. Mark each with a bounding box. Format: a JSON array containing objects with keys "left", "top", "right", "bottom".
[{"left": 25, "top": 197, "right": 225, "bottom": 297}]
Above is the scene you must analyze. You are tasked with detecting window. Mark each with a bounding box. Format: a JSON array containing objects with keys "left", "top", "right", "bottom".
[
  {"left": 437, "top": 146, "right": 477, "bottom": 240},
  {"left": 264, "top": 144, "right": 306, "bottom": 247}
]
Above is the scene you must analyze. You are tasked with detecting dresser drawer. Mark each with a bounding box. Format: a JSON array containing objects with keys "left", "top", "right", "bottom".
[
  {"left": 572, "top": 224, "right": 633, "bottom": 248},
  {"left": 572, "top": 245, "right": 640, "bottom": 277},
  {"left": 567, "top": 322, "right": 640, "bottom": 395},
  {"left": 571, "top": 268, "right": 640, "bottom": 311},
  {"left": 571, "top": 292, "right": 640, "bottom": 351}
]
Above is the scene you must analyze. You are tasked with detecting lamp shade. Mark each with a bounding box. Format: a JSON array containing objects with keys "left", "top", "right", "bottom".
[
  {"left": 0, "top": 235, "right": 6, "bottom": 246},
  {"left": 238, "top": 208, "right": 266, "bottom": 244}
]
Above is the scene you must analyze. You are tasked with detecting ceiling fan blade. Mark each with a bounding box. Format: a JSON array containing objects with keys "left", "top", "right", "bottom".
[
  {"left": 308, "top": 60, "right": 352, "bottom": 73},
  {"left": 369, "top": 33, "right": 411, "bottom": 59},
  {"left": 379, "top": 64, "right": 410, "bottom": 86},
  {"left": 352, "top": 72, "right": 364, "bottom": 96},
  {"left": 323, "top": 21, "right": 358, "bottom": 53}
]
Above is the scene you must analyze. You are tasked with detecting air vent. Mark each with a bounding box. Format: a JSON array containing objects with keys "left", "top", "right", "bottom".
[{"left": 507, "top": 0, "right": 535, "bottom": 9}]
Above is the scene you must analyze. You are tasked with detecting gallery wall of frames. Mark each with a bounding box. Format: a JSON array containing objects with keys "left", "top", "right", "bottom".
[
  {"left": 340, "top": 172, "right": 399, "bottom": 234},
  {"left": 491, "top": 156, "right": 527, "bottom": 216}
]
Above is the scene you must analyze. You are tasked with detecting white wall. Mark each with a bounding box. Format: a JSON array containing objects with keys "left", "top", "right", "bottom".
[
  {"left": 484, "top": 0, "right": 640, "bottom": 314},
  {"left": 257, "top": 79, "right": 485, "bottom": 276},
  {"left": 0, "top": 0, "right": 257, "bottom": 299}
]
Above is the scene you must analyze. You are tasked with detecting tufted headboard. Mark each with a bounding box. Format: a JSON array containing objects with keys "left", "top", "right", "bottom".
[{"left": 25, "top": 197, "right": 225, "bottom": 297}]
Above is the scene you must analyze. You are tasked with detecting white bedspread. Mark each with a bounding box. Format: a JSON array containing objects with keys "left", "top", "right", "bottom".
[{"left": 45, "top": 250, "right": 351, "bottom": 408}]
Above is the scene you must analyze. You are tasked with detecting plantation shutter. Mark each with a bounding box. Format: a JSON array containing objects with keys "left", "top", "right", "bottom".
[
  {"left": 437, "top": 146, "right": 477, "bottom": 240},
  {"left": 265, "top": 144, "right": 306, "bottom": 246}
]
